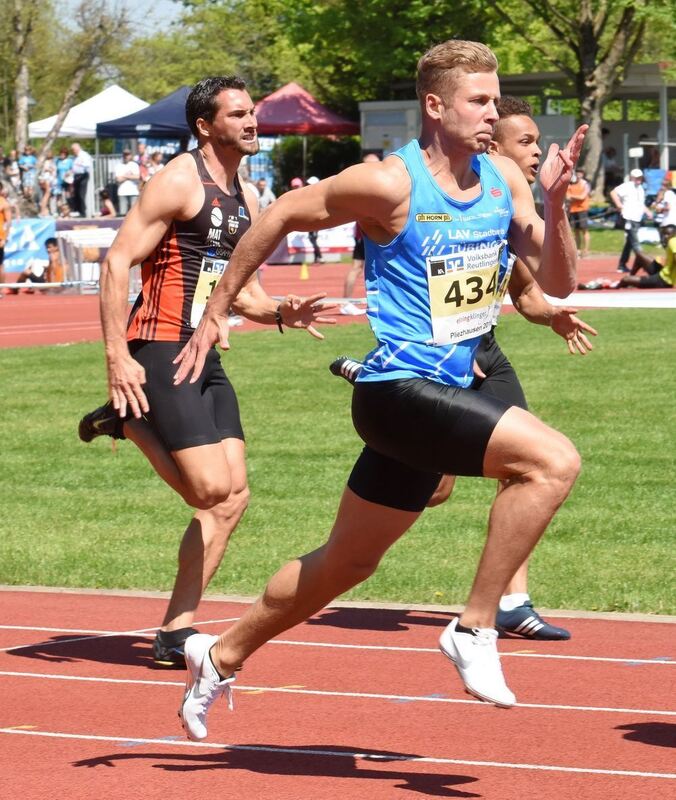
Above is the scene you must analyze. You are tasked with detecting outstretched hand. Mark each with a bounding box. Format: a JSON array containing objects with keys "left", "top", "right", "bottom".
[
  {"left": 550, "top": 306, "right": 598, "bottom": 355},
  {"left": 107, "top": 352, "right": 149, "bottom": 418},
  {"left": 539, "top": 124, "right": 589, "bottom": 205},
  {"left": 172, "top": 313, "right": 231, "bottom": 385},
  {"left": 279, "top": 292, "right": 339, "bottom": 339}
]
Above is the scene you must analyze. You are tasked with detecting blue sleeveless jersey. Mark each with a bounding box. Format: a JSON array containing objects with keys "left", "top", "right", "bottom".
[{"left": 358, "top": 139, "right": 513, "bottom": 387}]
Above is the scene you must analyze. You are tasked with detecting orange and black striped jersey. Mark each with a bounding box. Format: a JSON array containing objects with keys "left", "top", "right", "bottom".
[{"left": 127, "top": 149, "right": 252, "bottom": 343}]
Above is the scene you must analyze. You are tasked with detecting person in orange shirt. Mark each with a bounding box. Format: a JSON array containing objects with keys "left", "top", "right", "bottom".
[
  {"left": 566, "top": 167, "right": 591, "bottom": 257},
  {"left": 0, "top": 185, "right": 12, "bottom": 289}
]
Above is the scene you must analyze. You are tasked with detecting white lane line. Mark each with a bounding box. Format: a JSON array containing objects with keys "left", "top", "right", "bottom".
[
  {"left": 0, "top": 618, "right": 239, "bottom": 653},
  {"left": 1, "top": 623, "right": 672, "bottom": 665},
  {"left": 1, "top": 670, "right": 674, "bottom": 717},
  {"left": 0, "top": 728, "right": 673, "bottom": 780},
  {"left": 272, "top": 639, "right": 676, "bottom": 665}
]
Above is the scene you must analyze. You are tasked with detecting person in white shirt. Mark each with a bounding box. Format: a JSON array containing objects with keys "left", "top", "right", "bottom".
[
  {"left": 255, "top": 177, "right": 275, "bottom": 208},
  {"left": 610, "top": 168, "right": 653, "bottom": 273},
  {"left": 70, "top": 142, "right": 93, "bottom": 217},
  {"left": 655, "top": 179, "right": 676, "bottom": 228},
  {"left": 115, "top": 149, "right": 141, "bottom": 215}
]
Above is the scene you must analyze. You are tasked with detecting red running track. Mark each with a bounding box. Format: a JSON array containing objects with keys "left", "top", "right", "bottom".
[
  {"left": 0, "top": 257, "right": 622, "bottom": 349},
  {"left": 1, "top": 589, "right": 674, "bottom": 799}
]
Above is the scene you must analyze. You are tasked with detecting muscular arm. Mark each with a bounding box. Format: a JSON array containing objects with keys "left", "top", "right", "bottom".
[
  {"left": 99, "top": 157, "right": 196, "bottom": 416},
  {"left": 498, "top": 125, "right": 587, "bottom": 298},
  {"left": 173, "top": 160, "right": 405, "bottom": 382}
]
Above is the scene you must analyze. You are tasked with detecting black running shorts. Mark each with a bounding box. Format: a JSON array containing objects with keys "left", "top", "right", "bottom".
[
  {"left": 129, "top": 340, "right": 244, "bottom": 451},
  {"left": 347, "top": 330, "right": 524, "bottom": 511},
  {"left": 473, "top": 329, "right": 528, "bottom": 411}
]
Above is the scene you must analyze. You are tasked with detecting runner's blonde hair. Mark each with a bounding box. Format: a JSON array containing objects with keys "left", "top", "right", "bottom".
[{"left": 416, "top": 40, "right": 498, "bottom": 103}]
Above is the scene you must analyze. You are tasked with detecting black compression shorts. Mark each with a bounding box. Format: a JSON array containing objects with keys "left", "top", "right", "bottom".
[
  {"left": 352, "top": 238, "right": 365, "bottom": 260},
  {"left": 129, "top": 340, "right": 244, "bottom": 451},
  {"left": 347, "top": 330, "right": 524, "bottom": 511},
  {"left": 473, "top": 329, "right": 528, "bottom": 411}
]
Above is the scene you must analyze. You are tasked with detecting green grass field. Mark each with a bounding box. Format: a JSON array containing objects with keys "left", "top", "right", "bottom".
[{"left": 0, "top": 309, "right": 674, "bottom": 614}]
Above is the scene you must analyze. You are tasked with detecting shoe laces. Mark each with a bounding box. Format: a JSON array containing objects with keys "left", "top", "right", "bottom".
[{"left": 469, "top": 627, "right": 499, "bottom": 647}]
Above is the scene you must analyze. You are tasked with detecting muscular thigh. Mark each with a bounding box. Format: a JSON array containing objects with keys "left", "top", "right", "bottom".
[{"left": 130, "top": 340, "right": 244, "bottom": 451}]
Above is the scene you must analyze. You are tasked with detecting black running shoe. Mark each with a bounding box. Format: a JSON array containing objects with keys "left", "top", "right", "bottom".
[
  {"left": 329, "top": 356, "right": 363, "bottom": 385},
  {"left": 78, "top": 401, "right": 127, "bottom": 442},
  {"left": 152, "top": 626, "right": 199, "bottom": 669},
  {"left": 496, "top": 602, "right": 571, "bottom": 641}
]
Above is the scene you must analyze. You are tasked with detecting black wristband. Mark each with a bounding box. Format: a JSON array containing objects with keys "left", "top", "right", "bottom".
[{"left": 275, "top": 304, "right": 284, "bottom": 334}]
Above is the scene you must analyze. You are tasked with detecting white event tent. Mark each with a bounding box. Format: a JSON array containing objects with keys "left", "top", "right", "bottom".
[{"left": 28, "top": 84, "right": 148, "bottom": 139}]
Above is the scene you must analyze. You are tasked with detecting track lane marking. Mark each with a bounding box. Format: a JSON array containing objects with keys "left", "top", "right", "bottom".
[
  {"left": 0, "top": 727, "right": 673, "bottom": 779},
  {"left": 1, "top": 670, "right": 673, "bottom": 716},
  {"left": 0, "top": 618, "right": 240, "bottom": 652},
  {"left": 1, "top": 624, "right": 673, "bottom": 665}
]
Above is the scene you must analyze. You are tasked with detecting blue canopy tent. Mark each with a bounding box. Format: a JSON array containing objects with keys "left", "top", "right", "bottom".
[{"left": 96, "top": 86, "right": 192, "bottom": 140}]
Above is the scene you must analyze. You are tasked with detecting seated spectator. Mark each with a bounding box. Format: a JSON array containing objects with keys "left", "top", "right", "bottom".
[
  {"left": 98, "top": 189, "right": 116, "bottom": 217},
  {"left": 654, "top": 177, "right": 676, "bottom": 228},
  {"left": 9, "top": 237, "right": 64, "bottom": 293},
  {"left": 618, "top": 225, "right": 676, "bottom": 289}
]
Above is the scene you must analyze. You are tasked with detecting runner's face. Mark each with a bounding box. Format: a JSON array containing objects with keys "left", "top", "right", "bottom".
[
  {"left": 207, "top": 89, "right": 259, "bottom": 156},
  {"left": 435, "top": 71, "right": 500, "bottom": 153},
  {"left": 491, "top": 115, "right": 541, "bottom": 184}
]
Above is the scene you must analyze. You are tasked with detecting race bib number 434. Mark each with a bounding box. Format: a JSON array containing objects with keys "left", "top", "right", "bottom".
[
  {"left": 426, "top": 243, "right": 504, "bottom": 345},
  {"left": 191, "top": 256, "right": 228, "bottom": 329}
]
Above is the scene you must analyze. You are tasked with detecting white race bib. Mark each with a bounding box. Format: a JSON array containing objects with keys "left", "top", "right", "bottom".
[
  {"left": 426, "top": 241, "right": 505, "bottom": 345},
  {"left": 190, "top": 256, "right": 228, "bottom": 328}
]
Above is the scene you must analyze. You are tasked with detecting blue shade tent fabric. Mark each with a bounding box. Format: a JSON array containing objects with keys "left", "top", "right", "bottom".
[{"left": 96, "top": 86, "right": 192, "bottom": 138}]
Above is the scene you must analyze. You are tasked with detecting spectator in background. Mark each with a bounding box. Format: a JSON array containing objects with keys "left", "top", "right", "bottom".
[
  {"left": 115, "top": 148, "right": 141, "bottom": 215},
  {"left": 638, "top": 134, "right": 660, "bottom": 170},
  {"left": 55, "top": 147, "right": 74, "bottom": 206},
  {"left": 4, "top": 150, "right": 21, "bottom": 192},
  {"left": 38, "top": 150, "right": 56, "bottom": 216},
  {"left": 70, "top": 142, "right": 93, "bottom": 217},
  {"left": 566, "top": 166, "right": 591, "bottom": 258},
  {"left": 0, "top": 184, "right": 12, "bottom": 290},
  {"left": 255, "top": 177, "right": 275, "bottom": 208},
  {"left": 237, "top": 165, "right": 258, "bottom": 197},
  {"left": 305, "top": 175, "right": 323, "bottom": 263},
  {"left": 98, "top": 188, "right": 116, "bottom": 217},
  {"left": 654, "top": 176, "right": 676, "bottom": 228},
  {"left": 610, "top": 168, "right": 653, "bottom": 273},
  {"left": 144, "top": 151, "right": 165, "bottom": 184},
  {"left": 135, "top": 142, "right": 150, "bottom": 183},
  {"left": 18, "top": 145, "right": 38, "bottom": 201},
  {"left": 602, "top": 145, "right": 621, "bottom": 189},
  {"left": 618, "top": 225, "right": 676, "bottom": 289}
]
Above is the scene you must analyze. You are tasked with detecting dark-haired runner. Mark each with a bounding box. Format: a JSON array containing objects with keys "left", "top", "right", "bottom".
[{"left": 78, "top": 77, "right": 334, "bottom": 668}]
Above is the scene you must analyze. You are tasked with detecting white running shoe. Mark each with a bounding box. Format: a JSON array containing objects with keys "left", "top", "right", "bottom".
[
  {"left": 179, "top": 633, "right": 235, "bottom": 741},
  {"left": 439, "top": 617, "right": 516, "bottom": 708},
  {"left": 340, "top": 301, "right": 366, "bottom": 316}
]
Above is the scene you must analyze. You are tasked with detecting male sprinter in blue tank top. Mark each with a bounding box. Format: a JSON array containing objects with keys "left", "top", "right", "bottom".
[
  {"left": 168, "top": 40, "right": 587, "bottom": 740},
  {"left": 330, "top": 96, "right": 599, "bottom": 642}
]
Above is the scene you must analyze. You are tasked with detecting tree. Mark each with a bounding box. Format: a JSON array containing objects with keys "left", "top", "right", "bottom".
[
  {"left": 11, "top": 0, "right": 38, "bottom": 152},
  {"left": 33, "top": 2, "right": 128, "bottom": 174},
  {"left": 485, "top": 0, "right": 676, "bottom": 196},
  {"left": 280, "top": 0, "right": 488, "bottom": 115}
]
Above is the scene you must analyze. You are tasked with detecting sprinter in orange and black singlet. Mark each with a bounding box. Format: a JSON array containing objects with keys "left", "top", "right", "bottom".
[{"left": 127, "top": 148, "right": 251, "bottom": 343}]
